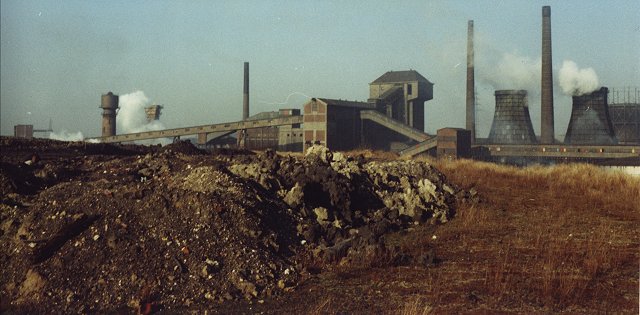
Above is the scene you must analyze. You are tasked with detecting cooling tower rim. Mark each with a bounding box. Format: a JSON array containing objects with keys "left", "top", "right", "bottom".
[
  {"left": 572, "top": 87, "right": 608, "bottom": 99},
  {"left": 495, "top": 90, "right": 527, "bottom": 96},
  {"left": 592, "top": 86, "right": 608, "bottom": 93}
]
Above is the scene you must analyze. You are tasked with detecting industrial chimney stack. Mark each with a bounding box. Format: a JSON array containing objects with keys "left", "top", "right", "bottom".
[
  {"left": 466, "top": 20, "right": 476, "bottom": 143},
  {"left": 540, "top": 6, "right": 554, "bottom": 144},
  {"left": 243, "top": 62, "right": 250, "bottom": 120}
]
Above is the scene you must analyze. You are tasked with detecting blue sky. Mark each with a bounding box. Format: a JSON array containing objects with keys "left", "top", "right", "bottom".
[{"left": 1, "top": 0, "right": 639, "bottom": 138}]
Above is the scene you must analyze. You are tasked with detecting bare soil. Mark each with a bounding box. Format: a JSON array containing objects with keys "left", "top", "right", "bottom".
[{"left": 1, "top": 137, "right": 638, "bottom": 314}]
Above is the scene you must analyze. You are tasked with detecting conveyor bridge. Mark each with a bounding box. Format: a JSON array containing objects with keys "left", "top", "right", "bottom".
[
  {"left": 359, "top": 110, "right": 436, "bottom": 157},
  {"left": 89, "top": 115, "right": 303, "bottom": 144}
]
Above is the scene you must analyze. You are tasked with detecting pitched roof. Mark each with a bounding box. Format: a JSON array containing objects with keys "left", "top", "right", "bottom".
[
  {"left": 315, "top": 98, "right": 376, "bottom": 109},
  {"left": 371, "top": 70, "right": 432, "bottom": 84}
]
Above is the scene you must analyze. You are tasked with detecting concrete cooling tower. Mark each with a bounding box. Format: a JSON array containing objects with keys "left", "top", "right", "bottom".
[
  {"left": 488, "top": 90, "right": 538, "bottom": 144},
  {"left": 564, "top": 87, "right": 617, "bottom": 145}
]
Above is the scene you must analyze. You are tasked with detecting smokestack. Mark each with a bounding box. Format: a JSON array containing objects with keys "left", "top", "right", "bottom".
[
  {"left": 243, "top": 62, "right": 249, "bottom": 120},
  {"left": 466, "top": 20, "right": 476, "bottom": 144},
  {"left": 541, "top": 6, "right": 554, "bottom": 144},
  {"left": 100, "top": 92, "right": 119, "bottom": 137}
]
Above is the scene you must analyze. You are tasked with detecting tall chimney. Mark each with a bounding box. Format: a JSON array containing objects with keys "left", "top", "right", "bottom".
[
  {"left": 243, "top": 62, "right": 249, "bottom": 120},
  {"left": 466, "top": 20, "right": 476, "bottom": 143},
  {"left": 541, "top": 6, "right": 554, "bottom": 144}
]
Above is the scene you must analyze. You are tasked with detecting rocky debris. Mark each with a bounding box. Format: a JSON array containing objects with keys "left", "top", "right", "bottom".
[
  {"left": 229, "top": 145, "right": 462, "bottom": 262},
  {"left": 31, "top": 213, "right": 101, "bottom": 264},
  {"left": 17, "top": 269, "right": 46, "bottom": 304},
  {"left": 364, "top": 160, "right": 457, "bottom": 223},
  {"left": 0, "top": 139, "right": 466, "bottom": 313}
]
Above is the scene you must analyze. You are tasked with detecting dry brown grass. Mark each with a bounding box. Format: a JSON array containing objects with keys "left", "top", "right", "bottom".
[
  {"left": 399, "top": 296, "right": 433, "bottom": 315},
  {"left": 424, "top": 158, "right": 640, "bottom": 312},
  {"left": 277, "top": 158, "right": 638, "bottom": 314},
  {"left": 307, "top": 297, "right": 333, "bottom": 315}
]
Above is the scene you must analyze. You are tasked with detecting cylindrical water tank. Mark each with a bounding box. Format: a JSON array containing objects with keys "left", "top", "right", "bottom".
[{"left": 100, "top": 92, "right": 119, "bottom": 137}]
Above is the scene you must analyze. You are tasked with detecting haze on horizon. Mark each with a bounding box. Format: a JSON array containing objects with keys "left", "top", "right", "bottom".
[{"left": 1, "top": 1, "right": 639, "bottom": 139}]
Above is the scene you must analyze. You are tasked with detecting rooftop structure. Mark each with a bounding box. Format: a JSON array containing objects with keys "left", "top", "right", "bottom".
[{"left": 369, "top": 70, "right": 433, "bottom": 132}]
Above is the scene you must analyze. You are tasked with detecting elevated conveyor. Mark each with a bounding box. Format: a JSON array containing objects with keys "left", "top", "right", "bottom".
[
  {"left": 360, "top": 110, "right": 431, "bottom": 142},
  {"left": 399, "top": 138, "right": 438, "bottom": 157},
  {"left": 360, "top": 110, "right": 436, "bottom": 157},
  {"left": 90, "top": 115, "right": 304, "bottom": 144}
]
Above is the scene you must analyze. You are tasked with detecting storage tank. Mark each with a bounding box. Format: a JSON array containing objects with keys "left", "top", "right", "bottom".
[{"left": 100, "top": 92, "right": 119, "bottom": 137}]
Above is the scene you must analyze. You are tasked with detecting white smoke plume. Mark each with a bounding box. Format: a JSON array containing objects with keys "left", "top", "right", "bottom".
[
  {"left": 49, "top": 130, "right": 85, "bottom": 142},
  {"left": 117, "top": 91, "right": 171, "bottom": 145},
  {"left": 481, "top": 52, "right": 541, "bottom": 91},
  {"left": 559, "top": 60, "right": 599, "bottom": 96},
  {"left": 118, "top": 90, "right": 151, "bottom": 133}
]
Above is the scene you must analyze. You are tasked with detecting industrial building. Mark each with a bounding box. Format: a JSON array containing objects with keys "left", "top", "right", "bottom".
[
  {"left": 368, "top": 70, "right": 433, "bottom": 132},
  {"left": 145, "top": 105, "right": 163, "bottom": 122},
  {"left": 610, "top": 103, "right": 640, "bottom": 144},
  {"left": 212, "top": 70, "right": 434, "bottom": 153},
  {"left": 14, "top": 125, "right": 34, "bottom": 139},
  {"left": 240, "top": 109, "right": 302, "bottom": 151},
  {"left": 12, "top": 121, "right": 53, "bottom": 139},
  {"left": 609, "top": 87, "right": 640, "bottom": 144},
  {"left": 302, "top": 98, "right": 371, "bottom": 150},
  {"left": 81, "top": 5, "right": 639, "bottom": 163}
]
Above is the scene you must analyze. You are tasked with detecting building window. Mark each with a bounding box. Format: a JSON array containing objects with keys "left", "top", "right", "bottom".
[
  {"left": 311, "top": 101, "right": 318, "bottom": 112},
  {"left": 407, "top": 84, "right": 412, "bottom": 95}
]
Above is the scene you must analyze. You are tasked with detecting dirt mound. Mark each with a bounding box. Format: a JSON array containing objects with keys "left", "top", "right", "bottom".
[
  {"left": 159, "top": 140, "right": 205, "bottom": 155},
  {"left": 1, "top": 141, "right": 465, "bottom": 313},
  {"left": 229, "top": 145, "right": 462, "bottom": 261}
]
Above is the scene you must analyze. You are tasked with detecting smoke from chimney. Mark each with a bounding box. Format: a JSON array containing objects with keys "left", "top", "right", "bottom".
[
  {"left": 50, "top": 130, "right": 86, "bottom": 142},
  {"left": 558, "top": 60, "right": 599, "bottom": 96},
  {"left": 118, "top": 90, "right": 170, "bottom": 145},
  {"left": 481, "top": 52, "right": 541, "bottom": 91}
]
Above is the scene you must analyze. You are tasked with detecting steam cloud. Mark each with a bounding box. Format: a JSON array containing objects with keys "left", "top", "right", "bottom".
[
  {"left": 48, "top": 91, "right": 169, "bottom": 144},
  {"left": 559, "top": 60, "right": 599, "bottom": 96},
  {"left": 50, "top": 130, "right": 85, "bottom": 142},
  {"left": 481, "top": 52, "right": 541, "bottom": 91},
  {"left": 118, "top": 91, "right": 171, "bottom": 145}
]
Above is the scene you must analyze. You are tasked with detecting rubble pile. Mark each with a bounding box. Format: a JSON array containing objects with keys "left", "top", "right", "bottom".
[
  {"left": 0, "top": 138, "right": 466, "bottom": 313},
  {"left": 229, "top": 146, "right": 461, "bottom": 262}
]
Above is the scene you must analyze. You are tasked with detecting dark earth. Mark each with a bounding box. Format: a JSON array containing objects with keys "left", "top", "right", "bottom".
[{"left": 1, "top": 137, "right": 472, "bottom": 313}]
